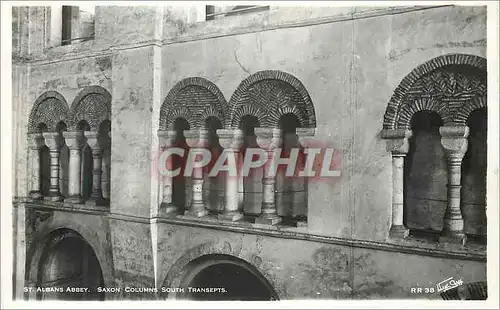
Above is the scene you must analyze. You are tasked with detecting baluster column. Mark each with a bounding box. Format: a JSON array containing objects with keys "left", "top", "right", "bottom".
[
  {"left": 184, "top": 129, "right": 209, "bottom": 217},
  {"left": 84, "top": 131, "right": 105, "bottom": 206},
  {"left": 62, "top": 131, "right": 85, "bottom": 203},
  {"left": 42, "top": 132, "right": 64, "bottom": 202},
  {"left": 158, "top": 130, "right": 179, "bottom": 215},
  {"left": 439, "top": 125, "right": 469, "bottom": 245},
  {"left": 217, "top": 129, "right": 244, "bottom": 221},
  {"left": 255, "top": 128, "right": 282, "bottom": 225},
  {"left": 27, "top": 133, "right": 45, "bottom": 200},
  {"left": 381, "top": 129, "right": 412, "bottom": 239}
]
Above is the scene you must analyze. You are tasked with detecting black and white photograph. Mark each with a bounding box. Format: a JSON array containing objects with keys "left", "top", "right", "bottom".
[{"left": 1, "top": 1, "right": 499, "bottom": 308}]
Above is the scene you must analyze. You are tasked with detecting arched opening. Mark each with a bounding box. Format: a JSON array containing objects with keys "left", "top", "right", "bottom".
[
  {"left": 405, "top": 111, "right": 447, "bottom": 237},
  {"left": 35, "top": 230, "right": 104, "bottom": 301},
  {"left": 277, "top": 113, "right": 306, "bottom": 224},
  {"left": 78, "top": 121, "right": 93, "bottom": 201},
  {"left": 462, "top": 107, "right": 487, "bottom": 241},
  {"left": 56, "top": 122, "right": 69, "bottom": 198},
  {"left": 240, "top": 115, "right": 259, "bottom": 149},
  {"left": 203, "top": 117, "right": 224, "bottom": 215},
  {"left": 172, "top": 117, "right": 190, "bottom": 211},
  {"left": 99, "top": 120, "right": 111, "bottom": 202},
  {"left": 177, "top": 254, "right": 278, "bottom": 301},
  {"left": 239, "top": 115, "right": 261, "bottom": 216},
  {"left": 38, "top": 123, "right": 51, "bottom": 197}
]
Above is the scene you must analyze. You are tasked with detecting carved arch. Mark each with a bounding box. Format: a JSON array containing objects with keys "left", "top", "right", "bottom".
[
  {"left": 163, "top": 106, "right": 196, "bottom": 130},
  {"left": 26, "top": 226, "right": 113, "bottom": 290},
  {"left": 454, "top": 95, "right": 487, "bottom": 124},
  {"left": 196, "top": 105, "right": 225, "bottom": 128},
  {"left": 161, "top": 241, "right": 280, "bottom": 300},
  {"left": 160, "top": 77, "right": 228, "bottom": 130},
  {"left": 383, "top": 54, "right": 487, "bottom": 129},
  {"left": 27, "top": 91, "right": 70, "bottom": 133},
  {"left": 396, "top": 97, "right": 448, "bottom": 129},
  {"left": 231, "top": 104, "right": 267, "bottom": 128},
  {"left": 228, "top": 70, "right": 316, "bottom": 128},
  {"left": 69, "top": 86, "right": 112, "bottom": 131}
]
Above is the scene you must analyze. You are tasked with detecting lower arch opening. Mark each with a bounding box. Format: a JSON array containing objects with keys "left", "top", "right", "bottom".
[{"left": 177, "top": 254, "right": 278, "bottom": 301}]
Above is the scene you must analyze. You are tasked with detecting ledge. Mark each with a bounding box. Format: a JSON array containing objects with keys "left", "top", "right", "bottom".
[
  {"left": 14, "top": 197, "right": 110, "bottom": 216},
  {"left": 12, "top": 198, "right": 486, "bottom": 262},
  {"left": 152, "top": 215, "right": 486, "bottom": 262}
]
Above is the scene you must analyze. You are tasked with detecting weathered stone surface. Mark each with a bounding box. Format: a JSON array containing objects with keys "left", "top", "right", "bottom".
[
  {"left": 109, "top": 219, "right": 154, "bottom": 298},
  {"left": 12, "top": 4, "right": 487, "bottom": 301}
]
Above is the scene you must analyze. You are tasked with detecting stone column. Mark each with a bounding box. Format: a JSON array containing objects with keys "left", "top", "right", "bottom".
[
  {"left": 158, "top": 130, "right": 179, "bottom": 215},
  {"left": 84, "top": 131, "right": 105, "bottom": 206},
  {"left": 439, "top": 125, "right": 469, "bottom": 245},
  {"left": 255, "top": 128, "right": 282, "bottom": 225},
  {"left": 381, "top": 129, "right": 412, "bottom": 239},
  {"left": 27, "top": 133, "right": 45, "bottom": 200},
  {"left": 217, "top": 129, "right": 244, "bottom": 221},
  {"left": 184, "top": 129, "right": 209, "bottom": 217},
  {"left": 62, "top": 131, "right": 85, "bottom": 203},
  {"left": 42, "top": 132, "right": 64, "bottom": 202}
]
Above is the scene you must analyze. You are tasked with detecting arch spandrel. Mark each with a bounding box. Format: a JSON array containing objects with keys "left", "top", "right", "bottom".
[
  {"left": 228, "top": 70, "right": 316, "bottom": 129},
  {"left": 383, "top": 54, "right": 487, "bottom": 130},
  {"left": 27, "top": 91, "right": 70, "bottom": 133},
  {"left": 160, "top": 77, "right": 228, "bottom": 130},
  {"left": 69, "top": 86, "right": 112, "bottom": 131}
]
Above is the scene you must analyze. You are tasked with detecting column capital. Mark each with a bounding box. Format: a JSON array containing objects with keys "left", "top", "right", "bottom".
[
  {"left": 42, "top": 132, "right": 63, "bottom": 150},
  {"left": 158, "top": 130, "right": 177, "bottom": 148},
  {"left": 216, "top": 129, "right": 244, "bottom": 150},
  {"left": 381, "top": 129, "right": 413, "bottom": 155},
  {"left": 62, "top": 131, "right": 85, "bottom": 150},
  {"left": 255, "top": 127, "right": 282, "bottom": 149},
  {"left": 440, "top": 125, "right": 469, "bottom": 155},
  {"left": 27, "top": 132, "right": 45, "bottom": 150},
  {"left": 184, "top": 129, "right": 210, "bottom": 148},
  {"left": 84, "top": 131, "right": 101, "bottom": 151}
]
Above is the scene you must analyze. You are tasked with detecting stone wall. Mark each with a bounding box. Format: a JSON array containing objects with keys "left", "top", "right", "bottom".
[
  {"left": 160, "top": 5, "right": 487, "bottom": 240},
  {"left": 156, "top": 223, "right": 486, "bottom": 299},
  {"left": 12, "top": 4, "right": 487, "bottom": 300}
]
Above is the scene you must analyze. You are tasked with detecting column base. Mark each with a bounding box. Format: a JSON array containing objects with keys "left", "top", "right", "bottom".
[
  {"left": 64, "top": 195, "right": 83, "bottom": 204},
  {"left": 29, "top": 191, "right": 43, "bottom": 200},
  {"left": 439, "top": 229, "right": 467, "bottom": 245},
  {"left": 85, "top": 197, "right": 108, "bottom": 207},
  {"left": 184, "top": 210, "right": 209, "bottom": 217},
  {"left": 184, "top": 203, "right": 208, "bottom": 217},
  {"left": 160, "top": 203, "right": 180, "bottom": 216},
  {"left": 255, "top": 214, "right": 282, "bottom": 225},
  {"left": 389, "top": 225, "right": 409, "bottom": 239},
  {"left": 296, "top": 221, "right": 308, "bottom": 228},
  {"left": 218, "top": 211, "right": 243, "bottom": 222},
  {"left": 44, "top": 193, "right": 63, "bottom": 202}
]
